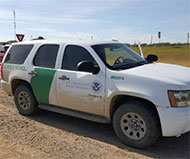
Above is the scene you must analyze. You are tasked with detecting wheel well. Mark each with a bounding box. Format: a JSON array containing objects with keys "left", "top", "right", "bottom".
[
  {"left": 11, "top": 79, "right": 32, "bottom": 94},
  {"left": 110, "top": 95, "right": 161, "bottom": 128}
]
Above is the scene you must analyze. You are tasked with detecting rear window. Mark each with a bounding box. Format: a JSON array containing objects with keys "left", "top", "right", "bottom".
[
  {"left": 0, "top": 47, "right": 4, "bottom": 52},
  {"left": 4, "top": 44, "right": 33, "bottom": 64},
  {"left": 33, "top": 44, "right": 59, "bottom": 68}
]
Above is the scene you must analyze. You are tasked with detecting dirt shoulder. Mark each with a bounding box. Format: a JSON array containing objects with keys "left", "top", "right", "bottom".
[{"left": 0, "top": 87, "right": 189, "bottom": 159}]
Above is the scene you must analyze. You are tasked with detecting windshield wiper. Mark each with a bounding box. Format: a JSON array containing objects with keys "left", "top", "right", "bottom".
[{"left": 113, "top": 61, "right": 147, "bottom": 70}]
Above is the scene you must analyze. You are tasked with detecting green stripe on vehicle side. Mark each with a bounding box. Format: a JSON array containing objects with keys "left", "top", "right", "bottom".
[{"left": 31, "top": 67, "right": 56, "bottom": 104}]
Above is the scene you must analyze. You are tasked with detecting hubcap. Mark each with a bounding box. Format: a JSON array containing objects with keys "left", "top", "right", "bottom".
[
  {"left": 120, "top": 112, "right": 146, "bottom": 140},
  {"left": 18, "top": 91, "right": 31, "bottom": 110}
]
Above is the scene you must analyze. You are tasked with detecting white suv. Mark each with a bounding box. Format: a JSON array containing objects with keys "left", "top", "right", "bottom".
[{"left": 1, "top": 40, "right": 190, "bottom": 148}]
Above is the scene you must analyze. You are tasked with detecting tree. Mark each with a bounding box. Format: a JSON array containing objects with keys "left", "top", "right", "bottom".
[{"left": 32, "top": 36, "right": 45, "bottom": 40}]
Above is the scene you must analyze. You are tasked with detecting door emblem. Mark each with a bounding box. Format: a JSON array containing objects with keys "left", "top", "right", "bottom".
[{"left": 92, "top": 80, "right": 102, "bottom": 93}]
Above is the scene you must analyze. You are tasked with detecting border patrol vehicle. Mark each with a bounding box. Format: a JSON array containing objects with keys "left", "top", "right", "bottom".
[{"left": 1, "top": 40, "right": 190, "bottom": 148}]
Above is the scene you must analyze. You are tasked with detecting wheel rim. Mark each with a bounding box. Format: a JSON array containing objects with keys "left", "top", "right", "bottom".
[
  {"left": 18, "top": 91, "right": 31, "bottom": 110},
  {"left": 120, "top": 112, "right": 146, "bottom": 140}
]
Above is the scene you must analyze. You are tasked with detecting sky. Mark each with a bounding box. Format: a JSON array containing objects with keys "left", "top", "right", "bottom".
[{"left": 0, "top": 0, "right": 189, "bottom": 44}]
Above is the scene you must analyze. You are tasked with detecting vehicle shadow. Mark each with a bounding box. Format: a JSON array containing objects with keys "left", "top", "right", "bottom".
[{"left": 29, "top": 110, "right": 190, "bottom": 159}]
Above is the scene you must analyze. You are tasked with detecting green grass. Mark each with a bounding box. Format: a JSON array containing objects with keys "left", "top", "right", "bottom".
[{"left": 130, "top": 45, "right": 190, "bottom": 67}]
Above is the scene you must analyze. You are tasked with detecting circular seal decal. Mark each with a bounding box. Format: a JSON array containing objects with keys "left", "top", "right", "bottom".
[{"left": 91, "top": 80, "right": 103, "bottom": 93}]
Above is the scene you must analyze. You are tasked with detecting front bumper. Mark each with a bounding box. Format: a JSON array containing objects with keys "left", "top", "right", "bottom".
[{"left": 156, "top": 106, "right": 190, "bottom": 137}]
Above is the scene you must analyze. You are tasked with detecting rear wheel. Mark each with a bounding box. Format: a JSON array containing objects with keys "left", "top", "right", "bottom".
[
  {"left": 113, "top": 101, "right": 160, "bottom": 148},
  {"left": 14, "top": 85, "right": 38, "bottom": 115}
]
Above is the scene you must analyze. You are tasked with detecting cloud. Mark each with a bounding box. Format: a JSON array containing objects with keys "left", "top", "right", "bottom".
[
  {"left": 0, "top": 0, "right": 146, "bottom": 31},
  {"left": 26, "top": 27, "right": 96, "bottom": 41},
  {"left": 0, "top": 0, "right": 188, "bottom": 43},
  {"left": 25, "top": 26, "right": 154, "bottom": 43},
  {"left": 0, "top": 9, "right": 100, "bottom": 26},
  {"left": 0, "top": 0, "right": 138, "bottom": 18}
]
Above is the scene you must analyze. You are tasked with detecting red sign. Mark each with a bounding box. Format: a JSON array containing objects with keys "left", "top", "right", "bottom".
[{"left": 16, "top": 34, "right": 25, "bottom": 42}]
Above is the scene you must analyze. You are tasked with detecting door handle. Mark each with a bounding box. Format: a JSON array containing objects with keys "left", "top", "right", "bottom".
[
  {"left": 59, "top": 75, "right": 70, "bottom": 80},
  {"left": 28, "top": 71, "right": 37, "bottom": 76}
]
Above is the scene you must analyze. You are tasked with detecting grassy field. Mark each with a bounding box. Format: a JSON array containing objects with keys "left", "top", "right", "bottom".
[{"left": 130, "top": 45, "right": 190, "bottom": 67}]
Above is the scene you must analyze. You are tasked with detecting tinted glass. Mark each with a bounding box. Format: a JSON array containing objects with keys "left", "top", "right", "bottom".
[
  {"left": 62, "top": 45, "right": 95, "bottom": 71},
  {"left": 34, "top": 44, "right": 59, "bottom": 68},
  {"left": 4, "top": 44, "right": 33, "bottom": 64}
]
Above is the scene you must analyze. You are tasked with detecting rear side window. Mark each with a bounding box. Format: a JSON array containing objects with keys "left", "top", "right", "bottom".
[
  {"left": 4, "top": 44, "right": 33, "bottom": 64},
  {"left": 33, "top": 44, "right": 59, "bottom": 68}
]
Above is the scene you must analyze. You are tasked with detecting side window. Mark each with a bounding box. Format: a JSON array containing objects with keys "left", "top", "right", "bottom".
[
  {"left": 4, "top": 44, "right": 33, "bottom": 64},
  {"left": 33, "top": 44, "right": 59, "bottom": 68},
  {"left": 62, "top": 45, "right": 95, "bottom": 71}
]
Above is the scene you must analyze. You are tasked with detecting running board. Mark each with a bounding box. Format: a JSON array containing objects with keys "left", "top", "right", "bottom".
[{"left": 39, "top": 104, "right": 111, "bottom": 124}]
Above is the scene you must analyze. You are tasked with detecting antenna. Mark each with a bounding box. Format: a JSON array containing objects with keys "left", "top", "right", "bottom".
[{"left": 13, "top": 10, "right": 16, "bottom": 40}]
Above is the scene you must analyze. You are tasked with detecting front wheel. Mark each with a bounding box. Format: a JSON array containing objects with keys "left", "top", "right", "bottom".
[
  {"left": 113, "top": 101, "right": 160, "bottom": 148},
  {"left": 14, "top": 84, "right": 38, "bottom": 115}
]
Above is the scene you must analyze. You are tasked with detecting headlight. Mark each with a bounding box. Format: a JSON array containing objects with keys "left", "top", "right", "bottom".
[{"left": 168, "top": 90, "right": 190, "bottom": 107}]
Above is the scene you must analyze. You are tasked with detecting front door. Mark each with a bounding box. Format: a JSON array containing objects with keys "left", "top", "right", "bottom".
[{"left": 56, "top": 45, "right": 105, "bottom": 116}]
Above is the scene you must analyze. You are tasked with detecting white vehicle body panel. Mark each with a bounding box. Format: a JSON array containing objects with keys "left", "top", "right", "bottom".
[{"left": 1, "top": 40, "right": 190, "bottom": 138}]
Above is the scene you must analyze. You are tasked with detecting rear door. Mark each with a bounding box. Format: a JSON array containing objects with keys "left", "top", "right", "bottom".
[
  {"left": 30, "top": 44, "right": 60, "bottom": 106},
  {"left": 56, "top": 45, "right": 106, "bottom": 116}
]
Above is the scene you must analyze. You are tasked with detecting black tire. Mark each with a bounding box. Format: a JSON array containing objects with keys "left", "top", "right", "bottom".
[
  {"left": 14, "top": 84, "right": 38, "bottom": 115},
  {"left": 113, "top": 101, "right": 160, "bottom": 148}
]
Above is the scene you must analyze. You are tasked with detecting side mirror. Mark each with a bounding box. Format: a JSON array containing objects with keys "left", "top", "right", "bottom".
[
  {"left": 146, "top": 54, "right": 158, "bottom": 63},
  {"left": 77, "top": 61, "right": 100, "bottom": 74}
]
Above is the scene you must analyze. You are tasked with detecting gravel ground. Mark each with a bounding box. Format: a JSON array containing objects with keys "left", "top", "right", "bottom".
[{"left": 0, "top": 86, "right": 189, "bottom": 159}]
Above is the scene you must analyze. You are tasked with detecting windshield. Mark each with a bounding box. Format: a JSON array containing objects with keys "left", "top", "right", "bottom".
[{"left": 91, "top": 43, "right": 147, "bottom": 70}]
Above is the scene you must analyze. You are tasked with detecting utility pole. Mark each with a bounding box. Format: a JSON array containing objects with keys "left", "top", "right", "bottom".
[
  {"left": 158, "top": 31, "right": 161, "bottom": 43},
  {"left": 13, "top": 10, "right": 16, "bottom": 40},
  {"left": 150, "top": 35, "right": 153, "bottom": 44},
  {"left": 187, "top": 33, "right": 189, "bottom": 44}
]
